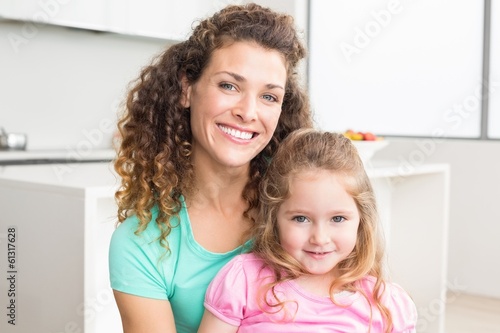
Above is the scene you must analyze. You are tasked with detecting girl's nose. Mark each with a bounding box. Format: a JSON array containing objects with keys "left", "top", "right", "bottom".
[{"left": 310, "top": 224, "right": 331, "bottom": 245}]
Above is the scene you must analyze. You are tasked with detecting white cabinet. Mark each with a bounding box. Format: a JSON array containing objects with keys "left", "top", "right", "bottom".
[
  {"left": 123, "top": 0, "right": 218, "bottom": 40},
  {"left": 0, "top": 0, "right": 108, "bottom": 32},
  {"left": 0, "top": 0, "right": 307, "bottom": 41},
  {"left": 0, "top": 163, "right": 121, "bottom": 333},
  {"left": 367, "top": 162, "right": 450, "bottom": 333},
  {"left": 121, "top": 0, "right": 308, "bottom": 40}
]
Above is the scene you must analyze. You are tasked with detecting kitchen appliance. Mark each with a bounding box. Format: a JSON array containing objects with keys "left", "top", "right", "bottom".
[{"left": 0, "top": 127, "right": 27, "bottom": 150}]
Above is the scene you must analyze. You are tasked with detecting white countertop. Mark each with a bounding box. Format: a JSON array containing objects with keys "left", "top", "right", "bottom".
[
  {"left": 0, "top": 161, "right": 119, "bottom": 198},
  {"left": 0, "top": 159, "right": 449, "bottom": 199},
  {"left": 0, "top": 148, "right": 116, "bottom": 161},
  {"left": 364, "top": 160, "right": 449, "bottom": 179}
]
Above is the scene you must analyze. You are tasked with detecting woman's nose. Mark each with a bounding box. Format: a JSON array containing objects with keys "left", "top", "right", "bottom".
[{"left": 233, "top": 95, "right": 257, "bottom": 122}]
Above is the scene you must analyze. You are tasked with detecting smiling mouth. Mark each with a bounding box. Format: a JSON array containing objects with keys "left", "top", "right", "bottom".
[
  {"left": 218, "top": 124, "right": 255, "bottom": 140},
  {"left": 305, "top": 251, "right": 332, "bottom": 255}
]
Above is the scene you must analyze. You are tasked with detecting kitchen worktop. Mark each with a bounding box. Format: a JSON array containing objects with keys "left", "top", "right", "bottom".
[
  {"left": 0, "top": 161, "right": 118, "bottom": 197},
  {"left": 0, "top": 148, "right": 116, "bottom": 164},
  {"left": 0, "top": 159, "right": 448, "bottom": 194}
]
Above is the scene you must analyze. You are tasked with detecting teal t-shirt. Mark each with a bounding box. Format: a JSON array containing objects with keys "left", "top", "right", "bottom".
[{"left": 109, "top": 201, "right": 249, "bottom": 333}]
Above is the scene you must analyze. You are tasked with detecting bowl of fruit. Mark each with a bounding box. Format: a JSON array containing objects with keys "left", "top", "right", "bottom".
[{"left": 343, "top": 130, "right": 388, "bottom": 164}]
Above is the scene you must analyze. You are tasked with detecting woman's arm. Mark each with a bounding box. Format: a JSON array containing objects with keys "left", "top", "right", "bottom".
[
  {"left": 113, "top": 290, "right": 177, "bottom": 333},
  {"left": 197, "top": 310, "right": 238, "bottom": 333}
]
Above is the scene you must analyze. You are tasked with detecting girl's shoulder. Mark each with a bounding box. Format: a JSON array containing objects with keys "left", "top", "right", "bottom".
[
  {"left": 357, "top": 275, "right": 414, "bottom": 303},
  {"left": 218, "top": 253, "right": 269, "bottom": 278},
  {"left": 357, "top": 276, "right": 418, "bottom": 328},
  {"left": 208, "top": 253, "right": 273, "bottom": 294}
]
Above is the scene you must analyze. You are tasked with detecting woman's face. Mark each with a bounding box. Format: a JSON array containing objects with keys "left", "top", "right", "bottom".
[{"left": 182, "top": 41, "right": 287, "bottom": 171}]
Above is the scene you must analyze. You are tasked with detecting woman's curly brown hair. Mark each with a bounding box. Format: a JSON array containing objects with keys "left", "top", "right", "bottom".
[{"left": 114, "top": 3, "right": 313, "bottom": 250}]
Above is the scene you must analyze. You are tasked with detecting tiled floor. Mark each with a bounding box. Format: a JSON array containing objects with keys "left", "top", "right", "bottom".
[{"left": 445, "top": 292, "right": 500, "bottom": 333}]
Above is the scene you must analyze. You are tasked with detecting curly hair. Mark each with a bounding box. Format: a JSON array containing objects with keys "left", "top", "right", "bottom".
[
  {"left": 114, "top": 3, "right": 312, "bottom": 251},
  {"left": 252, "top": 129, "right": 393, "bottom": 332}
]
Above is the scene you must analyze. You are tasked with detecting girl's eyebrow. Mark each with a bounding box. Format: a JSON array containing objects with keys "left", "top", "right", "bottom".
[{"left": 215, "top": 71, "right": 284, "bottom": 90}]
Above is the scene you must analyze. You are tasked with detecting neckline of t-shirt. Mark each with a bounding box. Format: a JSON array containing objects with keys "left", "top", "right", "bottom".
[
  {"left": 180, "top": 197, "right": 251, "bottom": 259},
  {"left": 285, "top": 279, "right": 358, "bottom": 304}
]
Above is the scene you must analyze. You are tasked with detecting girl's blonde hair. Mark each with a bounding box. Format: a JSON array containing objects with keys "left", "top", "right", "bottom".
[{"left": 252, "top": 128, "right": 393, "bottom": 332}]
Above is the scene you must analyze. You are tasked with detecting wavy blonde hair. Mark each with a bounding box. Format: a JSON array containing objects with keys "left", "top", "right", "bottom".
[
  {"left": 114, "top": 3, "right": 312, "bottom": 250},
  {"left": 252, "top": 129, "right": 393, "bottom": 332}
]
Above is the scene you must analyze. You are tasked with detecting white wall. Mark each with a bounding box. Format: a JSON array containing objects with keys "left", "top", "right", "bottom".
[
  {"left": 374, "top": 138, "right": 500, "bottom": 299},
  {"left": 308, "top": 0, "right": 484, "bottom": 138},
  {"left": 0, "top": 20, "right": 167, "bottom": 150}
]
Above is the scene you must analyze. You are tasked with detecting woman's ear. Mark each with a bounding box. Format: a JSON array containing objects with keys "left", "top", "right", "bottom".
[{"left": 180, "top": 75, "right": 192, "bottom": 108}]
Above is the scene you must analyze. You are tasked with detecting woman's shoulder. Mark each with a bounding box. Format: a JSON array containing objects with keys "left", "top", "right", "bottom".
[
  {"left": 111, "top": 205, "right": 183, "bottom": 242},
  {"left": 109, "top": 205, "right": 186, "bottom": 263},
  {"left": 112, "top": 207, "right": 159, "bottom": 242}
]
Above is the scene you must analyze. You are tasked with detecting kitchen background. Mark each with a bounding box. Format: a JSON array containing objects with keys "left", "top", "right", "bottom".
[{"left": 0, "top": 0, "right": 499, "bottom": 332}]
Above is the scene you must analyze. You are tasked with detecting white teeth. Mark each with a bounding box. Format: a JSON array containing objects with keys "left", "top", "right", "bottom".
[{"left": 219, "top": 125, "right": 253, "bottom": 140}]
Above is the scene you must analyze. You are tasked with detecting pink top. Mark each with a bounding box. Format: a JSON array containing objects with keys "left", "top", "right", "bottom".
[{"left": 204, "top": 253, "right": 417, "bottom": 332}]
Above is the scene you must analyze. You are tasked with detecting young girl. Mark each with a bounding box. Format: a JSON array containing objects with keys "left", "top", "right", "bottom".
[{"left": 198, "top": 129, "right": 417, "bottom": 333}]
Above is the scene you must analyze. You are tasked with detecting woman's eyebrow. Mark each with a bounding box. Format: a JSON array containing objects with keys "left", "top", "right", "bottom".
[{"left": 215, "top": 71, "right": 284, "bottom": 90}]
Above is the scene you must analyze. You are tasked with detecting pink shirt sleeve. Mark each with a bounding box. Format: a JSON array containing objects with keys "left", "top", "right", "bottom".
[
  {"left": 382, "top": 282, "right": 418, "bottom": 332},
  {"left": 204, "top": 255, "right": 249, "bottom": 327}
]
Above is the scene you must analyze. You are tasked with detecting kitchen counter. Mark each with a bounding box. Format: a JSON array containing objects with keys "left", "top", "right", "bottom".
[
  {"left": 0, "top": 161, "right": 121, "bottom": 332},
  {"left": 0, "top": 148, "right": 116, "bottom": 165},
  {"left": 0, "top": 161, "right": 118, "bottom": 194}
]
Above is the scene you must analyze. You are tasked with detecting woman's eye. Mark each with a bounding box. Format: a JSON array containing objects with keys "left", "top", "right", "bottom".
[
  {"left": 220, "top": 83, "right": 236, "bottom": 91},
  {"left": 262, "top": 94, "right": 277, "bottom": 103},
  {"left": 293, "top": 216, "right": 308, "bottom": 223},
  {"left": 332, "top": 216, "right": 346, "bottom": 223}
]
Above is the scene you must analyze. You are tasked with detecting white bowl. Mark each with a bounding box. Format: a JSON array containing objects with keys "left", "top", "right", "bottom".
[{"left": 351, "top": 140, "right": 389, "bottom": 164}]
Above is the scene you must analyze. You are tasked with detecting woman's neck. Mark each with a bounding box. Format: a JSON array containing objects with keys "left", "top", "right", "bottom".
[
  {"left": 184, "top": 159, "right": 254, "bottom": 252},
  {"left": 188, "top": 153, "right": 250, "bottom": 209}
]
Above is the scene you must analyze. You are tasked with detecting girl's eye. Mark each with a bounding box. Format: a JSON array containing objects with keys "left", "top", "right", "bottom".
[
  {"left": 262, "top": 94, "right": 278, "bottom": 103},
  {"left": 293, "top": 216, "right": 308, "bottom": 223},
  {"left": 220, "top": 83, "right": 236, "bottom": 91},
  {"left": 332, "top": 216, "right": 346, "bottom": 223}
]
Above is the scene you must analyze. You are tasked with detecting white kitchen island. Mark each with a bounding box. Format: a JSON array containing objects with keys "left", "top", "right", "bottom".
[
  {"left": 0, "top": 161, "right": 449, "bottom": 333},
  {"left": 0, "top": 162, "right": 121, "bottom": 333}
]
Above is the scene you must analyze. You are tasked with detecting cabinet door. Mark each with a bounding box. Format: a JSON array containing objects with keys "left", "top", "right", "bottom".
[
  {"left": 0, "top": 0, "right": 107, "bottom": 31},
  {"left": 0, "top": 0, "right": 307, "bottom": 41},
  {"left": 0, "top": 0, "right": 15, "bottom": 18},
  {"left": 124, "top": 0, "right": 307, "bottom": 41},
  {"left": 126, "top": 0, "right": 226, "bottom": 40}
]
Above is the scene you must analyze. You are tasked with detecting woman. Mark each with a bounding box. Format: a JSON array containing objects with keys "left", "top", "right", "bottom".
[{"left": 108, "top": 3, "right": 312, "bottom": 333}]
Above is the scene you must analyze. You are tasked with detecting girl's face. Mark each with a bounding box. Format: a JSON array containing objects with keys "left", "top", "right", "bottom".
[
  {"left": 277, "top": 169, "right": 360, "bottom": 278},
  {"left": 182, "top": 41, "right": 287, "bottom": 171}
]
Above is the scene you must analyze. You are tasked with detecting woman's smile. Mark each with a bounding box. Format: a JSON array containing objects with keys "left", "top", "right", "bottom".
[{"left": 217, "top": 124, "right": 256, "bottom": 141}]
